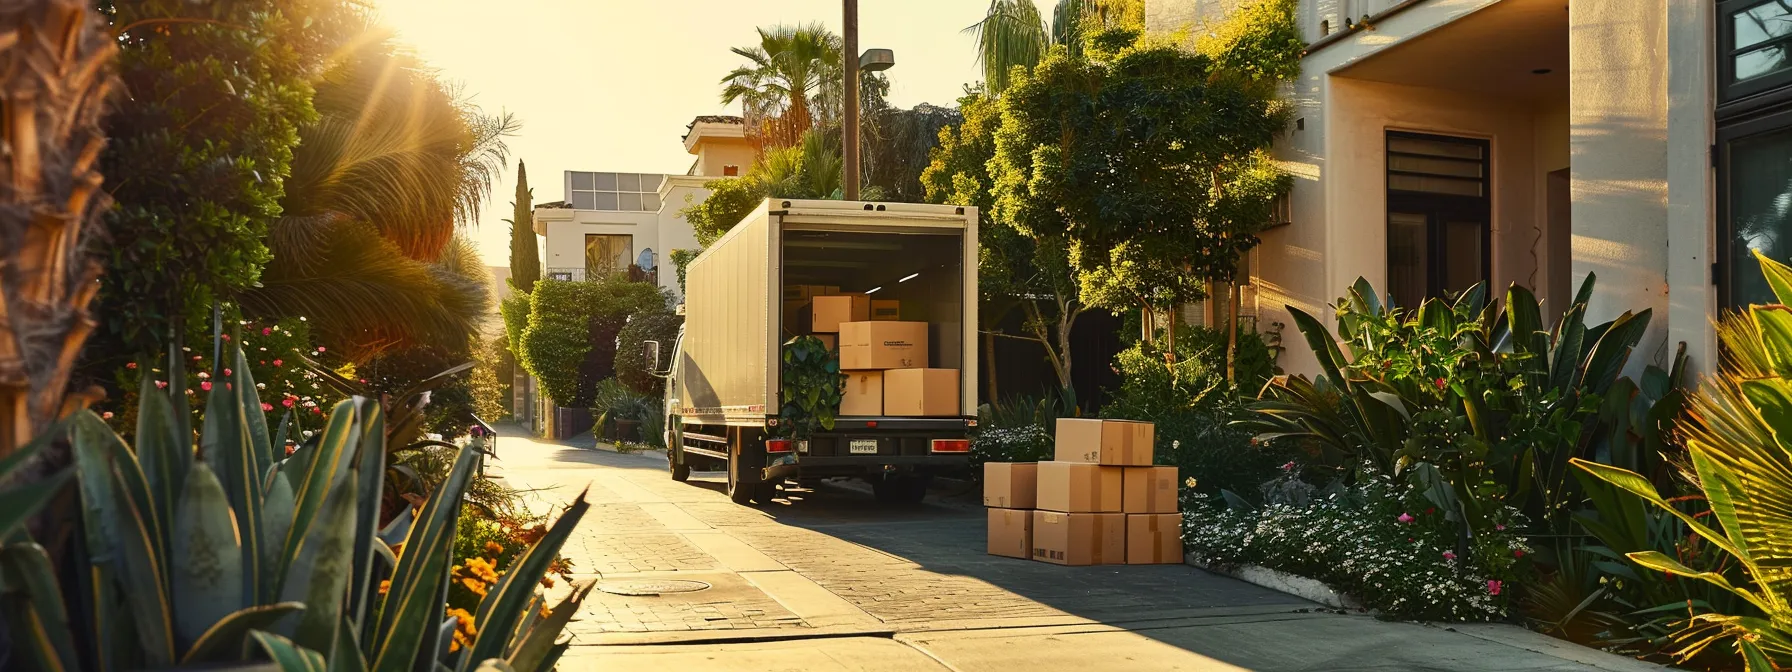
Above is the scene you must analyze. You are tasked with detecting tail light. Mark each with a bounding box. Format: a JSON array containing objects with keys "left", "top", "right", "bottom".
[
  {"left": 766, "top": 439, "right": 793, "bottom": 453},
  {"left": 930, "top": 439, "right": 970, "bottom": 453}
]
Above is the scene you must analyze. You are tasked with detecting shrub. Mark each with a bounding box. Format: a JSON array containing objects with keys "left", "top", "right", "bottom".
[
  {"left": 1155, "top": 402, "right": 1296, "bottom": 498},
  {"left": 615, "top": 311, "right": 682, "bottom": 396},
  {"left": 519, "top": 277, "right": 668, "bottom": 407},
  {"left": 1186, "top": 470, "right": 1531, "bottom": 622}
]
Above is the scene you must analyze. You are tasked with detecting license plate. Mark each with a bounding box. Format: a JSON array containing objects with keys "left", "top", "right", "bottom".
[{"left": 848, "top": 439, "right": 878, "bottom": 455}]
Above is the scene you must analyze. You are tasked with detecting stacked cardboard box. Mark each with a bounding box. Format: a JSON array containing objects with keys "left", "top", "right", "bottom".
[
  {"left": 781, "top": 283, "right": 961, "bottom": 418},
  {"left": 983, "top": 418, "right": 1184, "bottom": 565}
]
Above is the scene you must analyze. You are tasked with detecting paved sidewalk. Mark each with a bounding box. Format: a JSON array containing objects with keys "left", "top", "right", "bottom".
[{"left": 485, "top": 424, "right": 1665, "bottom": 671}]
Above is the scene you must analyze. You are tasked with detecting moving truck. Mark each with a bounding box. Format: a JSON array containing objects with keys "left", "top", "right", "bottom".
[{"left": 642, "top": 199, "right": 978, "bottom": 505}]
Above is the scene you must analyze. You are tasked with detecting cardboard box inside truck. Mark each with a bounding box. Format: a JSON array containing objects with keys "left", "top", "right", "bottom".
[
  {"left": 1035, "top": 462, "right": 1122, "bottom": 513},
  {"left": 840, "top": 370, "right": 883, "bottom": 416},
  {"left": 988, "top": 508, "right": 1033, "bottom": 559},
  {"left": 784, "top": 284, "right": 840, "bottom": 302},
  {"left": 1032, "top": 511, "right": 1126, "bottom": 566},
  {"left": 807, "top": 294, "right": 870, "bottom": 333},
  {"left": 838, "top": 321, "right": 928, "bottom": 370},
  {"left": 983, "top": 462, "right": 1037, "bottom": 509},
  {"left": 1123, "top": 466, "right": 1179, "bottom": 513},
  {"left": 1055, "top": 418, "right": 1155, "bottom": 466},
  {"left": 1127, "top": 513, "right": 1183, "bottom": 564},
  {"left": 870, "top": 299, "right": 901, "bottom": 321},
  {"left": 883, "top": 368, "right": 959, "bottom": 416}
]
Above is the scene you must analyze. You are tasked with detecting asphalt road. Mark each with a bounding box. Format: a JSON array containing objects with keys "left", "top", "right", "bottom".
[{"left": 486, "top": 425, "right": 1664, "bottom": 672}]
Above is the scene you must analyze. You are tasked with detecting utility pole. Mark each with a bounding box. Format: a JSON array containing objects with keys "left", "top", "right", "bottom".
[{"left": 843, "top": 0, "right": 860, "bottom": 200}]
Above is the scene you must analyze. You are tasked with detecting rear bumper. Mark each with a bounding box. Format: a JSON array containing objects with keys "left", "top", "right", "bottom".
[
  {"left": 759, "top": 419, "right": 973, "bottom": 480},
  {"left": 762, "top": 454, "right": 970, "bottom": 481}
]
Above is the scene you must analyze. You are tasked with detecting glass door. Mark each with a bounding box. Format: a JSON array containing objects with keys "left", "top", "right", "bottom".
[{"left": 1385, "top": 131, "right": 1492, "bottom": 306}]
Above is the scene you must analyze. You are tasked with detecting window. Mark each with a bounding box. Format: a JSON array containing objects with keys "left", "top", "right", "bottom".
[
  {"left": 567, "top": 172, "right": 664, "bottom": 212},
  {"left": 1385, "top": 131, "right": 1491, "bottom": 309},
  {"left": 585, "top": 234, "right": 633, "bottom": 279},
  {"left": 723, "top": 165, "right": 740, "bottom": 176},
  {"left": 1719, "top": 0, "right": 1792, "bottom": 306}
]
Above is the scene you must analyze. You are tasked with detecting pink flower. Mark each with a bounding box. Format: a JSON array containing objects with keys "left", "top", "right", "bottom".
[
  {"left": 223, "top": 368, "right": 231, "bottom": 377},
  {"left": 1514, "top": 549, "right": 1525, "bottom": 558},
  {"left": 125, "top": 362, "right": 137, "bottom": 369},
  {"left": 155, "top": 380, "right": 167, "bottom": 389},
  {"left": 1495, "top": 524, "right": 1505, "bottom": 531},
  {"left": 1433, "top": 377, "right": 1446, "bottom": 390},
  {"left": 1397, "top": 513, "right": 1414, "bottom": 524},
  {"left": 316, "top": 346, "right": 326, "bottom": 353},
  {"left": 262, "top": 403, "right": 274, "bottom": 412},
  {"left": 200, "top": 381, "right": 211, "bottom": 391},
  {"left": 192, "top": 355, "right": 202, "bottom": 361},
  {"left": 262, "top": 327, "right": 272, "bottom": 336},
  {"left": 311, "top": 407, "right": 322, "bottom": 414},
  {"left": 273, "top": 359, "right": 283, "bottom": 367},
  {"left": 197, "top": 372, "right": 209, "bottom": 380},
  {"left": 102, "top": 411, "right": 114, "bottom": 420},
  {"left": 221, "top": 334, "right": 230, "bottom": 341},
  {"left": 282, "top": 398, "right": 295, "bottom": 408},
  {"left": 1281, "top": 461, "right": 1296, "bottom": 472},
  {"left": 1442, "top": 551, "right": 1456, "bottom": 561},
  {"left": 1487, "top": 580, "right": 1502, "bottom": 596}
]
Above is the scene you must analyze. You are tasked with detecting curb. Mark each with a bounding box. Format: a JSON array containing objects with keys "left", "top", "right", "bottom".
[{"left": 1185, "top": 554, "right": 1367, "bottom": 611}]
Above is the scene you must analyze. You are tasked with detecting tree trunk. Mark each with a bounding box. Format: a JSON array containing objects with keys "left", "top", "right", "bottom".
[
  {"left": 1227, "top": 281, "right": 1240, "bottom": 384},
  {"left": 0, "top": 0, "right": 116, "bottom": 458},
  {"left": 984, "top": 330, "right": 999, "bottom": 404},
  {"left": 1055, "top": 297, "right": 1079, "bottom": 404}
]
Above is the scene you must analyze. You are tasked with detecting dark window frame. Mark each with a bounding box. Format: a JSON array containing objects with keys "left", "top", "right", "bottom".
[
  {"left": 1719, "top": 0, "right": 1792, "bottom": 113},
  {"left": 1716, "top": 104, "right": 1792, "bottom": 307},
  {"left": 1718, "top": 0, "right": 1792, "bottom": 307},
  {"left": 1385, "top": 131, "right": 1494, "bottom": 306}
]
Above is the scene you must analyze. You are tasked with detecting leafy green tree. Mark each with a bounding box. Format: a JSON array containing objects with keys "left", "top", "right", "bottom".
[
  {"left": 95, "top": 0, "right": 325, "bottom": 361},
  {"left": 923, "top": 89, "right": 1084, "bottom": 395},
  {"left": 508, "top": 160, "right": 541, "bottom": 293},
  {"left": 991, "top": 5, "right": 1296, "bottom": 347}
]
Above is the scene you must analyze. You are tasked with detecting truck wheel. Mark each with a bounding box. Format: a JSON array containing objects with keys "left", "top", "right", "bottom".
[
  {"left": 728, "top": 463, "right": 754, "bottom": 504},
  {"left": 669, "top": 455, "right": 691, "bottom": 482}
]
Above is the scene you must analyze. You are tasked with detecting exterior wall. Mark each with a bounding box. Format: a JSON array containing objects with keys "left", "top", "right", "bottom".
[
  {"left": 1569, "top": 0, "right": 1676, "bottom": 373},
  {"left": 697, "top": 141, "right": 755, "bottom": 177},
  {"left": 1665, "top": 0, "right": 1718, "bottom": 372},
  {"left": 535, "top": 206, "right": 659, "bottom": 281}
]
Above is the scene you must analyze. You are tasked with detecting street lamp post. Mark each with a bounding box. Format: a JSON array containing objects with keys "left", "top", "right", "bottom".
[{"left": 841, "top": 3, "right": 894, "bottom": 201}]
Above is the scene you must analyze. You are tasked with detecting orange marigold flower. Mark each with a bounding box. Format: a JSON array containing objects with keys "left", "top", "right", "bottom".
[
  {"left": 378, "top": 579, "right": 391, "bottom": 595},
  {"left": 484, "top": 541, "right": 504, "bottom": 556},
  {"left": 459, "top": 577, "right": 488, "bottom": 597},
  {"left": 463, "top": 556, "right": 499, "bottom": 583}
]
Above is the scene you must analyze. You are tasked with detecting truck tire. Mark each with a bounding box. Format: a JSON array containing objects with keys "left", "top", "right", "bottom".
[
  {"left": 669, "top": 454, "right": 690, "bottom": 482},
  {"left": 728, "top": 461, "right": 754, "bottom": 504},
  {"left": 873, "top": 475, "right": 929, "bottom": 506}
]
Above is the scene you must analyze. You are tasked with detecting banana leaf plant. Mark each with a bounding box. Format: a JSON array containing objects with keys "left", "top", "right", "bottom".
[
  {"left": 1240, "top": 274, "right": 1652, "bottom": 541},
  {"left": 1572, "top": 250, "right": 1792, "bottom": 669},
  {"left": 0, "top": 334, "right": 591, "bottom": 670}
]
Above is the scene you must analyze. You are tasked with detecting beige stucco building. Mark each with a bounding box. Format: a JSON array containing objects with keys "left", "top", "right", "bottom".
[
  {"left": 530, "top": 116, "right": 754, "bottom": 303},
  {"left": 1149, "top": 0, "right": 1781, "bottom": 379}
]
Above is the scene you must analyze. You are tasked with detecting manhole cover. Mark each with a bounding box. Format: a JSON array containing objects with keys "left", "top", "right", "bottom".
[{"left": 596, "top": 579, "right": 712, "bottom": 596}]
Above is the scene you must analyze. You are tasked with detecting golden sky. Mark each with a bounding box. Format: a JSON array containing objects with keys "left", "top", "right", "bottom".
[{"left": 370, "top": 0, "right": 1024, "bottom": 267}]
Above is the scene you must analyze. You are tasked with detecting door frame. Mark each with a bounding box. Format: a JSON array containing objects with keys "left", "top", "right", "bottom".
[{"left": 1385, "top": 130, "right": 1494, "bottom": 304}]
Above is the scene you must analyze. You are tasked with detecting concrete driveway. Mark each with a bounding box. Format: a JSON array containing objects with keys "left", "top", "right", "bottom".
[{"left": 485, "top": 425, "right": 1664, "bottom": 672}]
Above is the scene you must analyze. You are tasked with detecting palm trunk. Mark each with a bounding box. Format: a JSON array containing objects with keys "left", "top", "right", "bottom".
[{"left": 0, "top": 0, "right": 115, "bottom": 457}]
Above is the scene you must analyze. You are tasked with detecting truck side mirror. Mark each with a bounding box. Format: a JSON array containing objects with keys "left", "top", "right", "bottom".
[{"left": 642, "top": 340, "right": 662, "bottom": 374}]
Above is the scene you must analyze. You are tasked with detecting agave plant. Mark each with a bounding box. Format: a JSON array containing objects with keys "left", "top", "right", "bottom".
[
  {"left": 1573, "top": 250, "right": 1792, "bottom": 668},
  {"left": 0, "top": 336, "right": 592, "bottom": 670},
  {"left": 1241, "top": 275, "right": 1651, "bottom": 538}
]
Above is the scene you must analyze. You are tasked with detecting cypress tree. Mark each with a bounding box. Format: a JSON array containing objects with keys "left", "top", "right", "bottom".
[{"left": 508, "top": 160, "right": 540, "bottom": 292}]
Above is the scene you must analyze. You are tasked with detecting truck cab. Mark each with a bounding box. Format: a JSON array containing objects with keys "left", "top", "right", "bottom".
[{"left": 643, "top": 199, "right": 979, "bottom": 506}]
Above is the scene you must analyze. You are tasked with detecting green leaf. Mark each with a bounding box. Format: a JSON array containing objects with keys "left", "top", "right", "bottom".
[
  {"left": 348, "top": 398, "right": 387, "bottom": 629},
  {"left": 1753, "top": 249, "right": 1792, "bottom": 306},
  {"left": 1625, "top": 550, "right": 1766, "bottom": 612},
  {"left": 280, "top": 460, "right": 359, "bottom": 654},
  {"left": 1755, "top": 306, "right": 1792, "bottom": 376},
  {"left": 180, "top": 602, "right": 306, "bottom": 664},
  {"left": 1570, "top": 458, "right": 1748, "bottom": 561},
  {"left": 507, "top": 579, "right": 594, "bottom": 670},
  {"left": 236, "top": 346, "right": 275, "bottom": 484},
  {"left": 135, "top": 370, "right": 187, "bottom": 531},
  {"left": 371, "top": 446, "right": 479, "bottom": 670},
  {"left": 251, "top": 630, "right": 327, "bottom": 671},
  {"left": 200, "top": 352, "right": 264, "bottom": 608},
  {"left": 0, "top": 470, "right": 71, "bottom": 542},
  {"left": 108, "top": 446, "right": 177, "bottom": 665},
  {"left": 0, "top": 542, "right": 81, "bottom": 671},
  {"left": 282, "top": 400, "right": 361, "bottom": 602},
  {"left": 263, "top": 471, "right": 296, "bottom": 581},
  {"left": 465, "top": 489, "right": 591, "bottom": 666},
  {"left": 171, "top": 462, "right": 245, "bottom": 649}
]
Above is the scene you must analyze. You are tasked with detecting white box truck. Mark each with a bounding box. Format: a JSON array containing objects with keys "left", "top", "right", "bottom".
[{"left": 643, "top": 199, "right": 978, "bottom": 505}]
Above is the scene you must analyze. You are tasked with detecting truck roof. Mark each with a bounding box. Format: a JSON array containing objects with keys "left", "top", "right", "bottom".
[{"left": 768, "top": 199, "right": 972, "bottom": 223}]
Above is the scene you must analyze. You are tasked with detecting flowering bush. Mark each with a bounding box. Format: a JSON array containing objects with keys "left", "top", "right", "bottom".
[
  {"left": 971, "top": 424, "right": 1053, "bottom": 467},
  {"left": 1185, "top": 471, "right": 1531, "bottom": 622}
]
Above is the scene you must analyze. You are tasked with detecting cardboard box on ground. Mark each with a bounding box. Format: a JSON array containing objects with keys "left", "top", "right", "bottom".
[
  {"left": 1031, "top": 511, "right": 1126, "bottom": 566},
  {"left": 984, "top": 462, "right": 1037, "bottom": 509},
  {"left": 1127, "top": 513, "right": 1183, "bottom": 565},
  {"left": 988, "top": 508, "right": 1031, "bottom": 559}
]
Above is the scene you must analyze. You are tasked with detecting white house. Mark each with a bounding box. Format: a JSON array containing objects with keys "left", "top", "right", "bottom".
[
  {"left": 531, "top": 115, "right": 754, "bottom": 303},
  {"left": 1149, "top": 0, "right": 1766, "bottom": 379}
]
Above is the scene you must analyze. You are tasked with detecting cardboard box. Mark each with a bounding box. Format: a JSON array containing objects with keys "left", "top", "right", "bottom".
[
  {"left": 814, "top": 333, "right": 838, "bottom": 353},
  {"left": 1127, "top": 513, "right": 1183, "bottom": 564},
  {"left": 808, "top": 294, "right": 871, "bottom": 333},
  {"left": 783, "top": 300, "right": 809, "bottom": 336},
  {"left": 1123, "top": 466, "right": 1179, "bottom": 513},
  {"left": 1031, "top": 511, "right": 1126, "bottom": 566},
  {"left": 883, "top": 368, "right": 959, "bottom": 417},
  {"left": 1055, "top": 418, "right": 1155, "bottom": 466},
  {"left": 871, "top": 299, "right": 901, "bottom": 321},
  {"left": 1035, "top": 462, "right": 1123, "bottom": 513},
  {"left": 840, "top": 370, "right": 883, "bottom": 416},
  {"left": 988, "top": 508, "right": 1033, "bottom": 559},
  {"left": 838, "top": 321, "right": 928, "bottom": 370},
  {"left": 984, "top": 462, "right": 1038, "bottom": 509}
]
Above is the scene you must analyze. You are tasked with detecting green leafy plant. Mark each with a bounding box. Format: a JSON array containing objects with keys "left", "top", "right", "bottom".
[
  {"left": 616, "top": 311, "right": 683, "bottom": 396},
  {"left": 0, "top": 335, "right": 592, "bottom": 669},
  {"left": 1570, "top": 250, "right": 1792, "bottom": 668},
  {"left": 779, "top": 335, "right": 844, "bottom": 439},
  {"left": 518, "top": 277, "right": 668, "bottom": 407}
]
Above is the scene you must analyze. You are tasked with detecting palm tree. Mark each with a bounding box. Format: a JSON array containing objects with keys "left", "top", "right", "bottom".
[
  {"left": 721, "top": 23, "right": 843, "bottom": 151},
  {"left": 241, "top": 35, "right": 513, "bottom": 364},
  {"left": 969, "top": 0, "right": 1134, "bottom": 94},
  {"left": 0, "top": 0, "right": 114, "bottom": 456}
]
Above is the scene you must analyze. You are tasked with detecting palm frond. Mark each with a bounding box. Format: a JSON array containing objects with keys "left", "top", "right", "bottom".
[{"left": 967, "top": 0, "right": 1049, "bottom": 94}]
